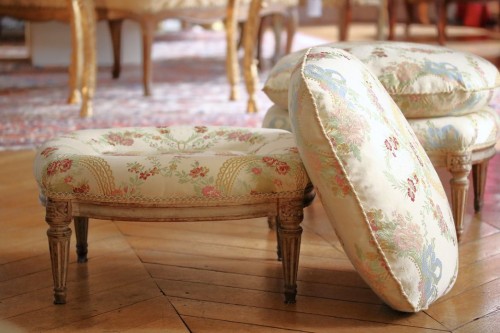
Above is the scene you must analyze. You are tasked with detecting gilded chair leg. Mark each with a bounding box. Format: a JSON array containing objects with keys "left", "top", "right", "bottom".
[
  {"left": 46, "top": 199, "right": 72, "bottom": 304},
  {"left": 243, "top": 0, "right": 263, "bottom": 113},
  {"left": 108, "top": 19, "right": 123, "bottom": 79},
  {"left": 141, "top": 20, "right": 155, "bottom": 97},
  {"left": 226, "top": 0, "right": 240, "bottom": 101},
  {"left": 67, "top": 0, "right": 83, "bottom": 105},
  {"left": 79, "top": 0, "right": 96, "bottom": 118},
  {"left": 448, "top": 153, "right": 472, "bottom": 241},
  {"left": 74, "top": 216, "right": 89, "bottom": 263},
  {"left": 278, "top": 199, "right": 303, "bottom": 304},
  {"left": 472, "top": 160, "right": 489, "bottom": 213}
]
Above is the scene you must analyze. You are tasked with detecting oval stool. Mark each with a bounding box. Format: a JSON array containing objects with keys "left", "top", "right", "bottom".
[{"left": 34, "top": 126, "right": 314, "bottom": 304}]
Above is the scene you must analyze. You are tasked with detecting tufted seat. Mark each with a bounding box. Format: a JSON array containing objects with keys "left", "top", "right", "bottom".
[
  {"left": 34, "top": 126, "right": 314, "bottom": 304},
  {"left": 262, "top": 41, "right": 500, "bottom": 240}
]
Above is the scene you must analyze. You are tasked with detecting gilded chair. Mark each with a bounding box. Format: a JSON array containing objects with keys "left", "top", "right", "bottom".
[
  {"left": 95, "top": 0, "right": 299, "bottom": 103},
  {"left": 387, "top": 0, "right": 500, "bottom": 44},
  {"left": 0, "top": 0, "right": 96, "bottom": 117}
]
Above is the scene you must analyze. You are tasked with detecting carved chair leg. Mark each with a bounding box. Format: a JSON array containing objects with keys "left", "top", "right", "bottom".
[
  {"left": 67, "top": 0, "right": 83, "bottom": 105},
  {"left": 243, "top": 0, "right": 263, "bottom": 113},
  {"left": 285, "top": 7, "right": 298, "bottom": 56},
  {"left": 472, "top": 159, "right": 489, "bottom": 213},
  {"left": 77, "top": 0, "right": 96, "bottom": 118},
  {"left": 141, "top": 19, "right": 155, "bottom": 97},
  {"left": 448, "top": 153, "right": 472, "bottom": 242},
  {"left": 387, "top": 0, "right": 397, "bottom": 40},
  {"left": 108, "top": 19, "right": 123, "bottom": 79},
  {"left": 278, "top": 199, "right": 304, "bottom": 304},
  {"left": 46, "top": 199, "right": 72, "bottom": 304},
  {"left": 272, "top": 216, "right": 282, "bottom": 261},
  {"left": 74, "top": 216, "right": 89, "bottom": 263},
  {"left": 226, "top": 0, "right": 240, "bottom": 100},
  {"left": 338, "top": 0, "right": 352, "bottom": 41}
]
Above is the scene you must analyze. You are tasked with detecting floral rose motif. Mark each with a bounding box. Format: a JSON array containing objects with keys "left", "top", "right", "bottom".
[
  {"left": 41, "top": 147, "right": 58, "bottom": 158},
  {"left": 384, "top": 136, "right": 399, "bottom": 157},
  {"left": 105, "top": 132, "right": 134, "bottom": 146},
  {"left": 189, "top": 166, "right": 209, "bottom": 178},
  {"left": 46, "top": 159, "right": 73, "bottom": 176},
  {"left": 202, "top": 186, "right": 221, "bottom": 197}
]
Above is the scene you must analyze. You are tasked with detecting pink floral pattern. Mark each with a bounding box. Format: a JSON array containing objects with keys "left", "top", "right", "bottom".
[
  {"left": 34, "top": 126, "right": 311, "bottom": 204},
  {"left": 289, "top": 47, "right": 458, "bottom": 312}
]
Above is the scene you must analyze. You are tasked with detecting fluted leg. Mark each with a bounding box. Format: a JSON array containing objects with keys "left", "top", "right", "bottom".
[
  {"left": 46, "top": 199, "right": 72, "bottom": 304},
  {"left": 447, "top": 153, "right": 472, "bottom": 241},
  {"left": 472, "top": 160, "right": 489, "bottom": 213},
  {"left": 278, "top": 199, "right": 303, "bottom": 304},
  {"left": 108, "top": 19, "right": 123, "bottom": 79},
  {"left": 74, "top": 216, "right": 89, "bottom": 263}
]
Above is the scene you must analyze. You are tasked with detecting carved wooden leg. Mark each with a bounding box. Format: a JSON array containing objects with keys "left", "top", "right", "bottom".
[
  {"left": 226, "top": 0, "right": 240, "bottom": 101},
  {"left": 387, "top": 0, "right": 397, "bottom": 40},
  {"left": 79, "top": 0, "right": 96, "bottom": 118},
  {"left": 74, "top": 216, "right": 89, "bottom": 263},
  {"left": 435, "top": 0, "right": 446, "bottom": 45},
  {"left": 141, "top": 20, "right": 155, "bottom": 97},
  {"left": 108, "top": 19, "right": 123, "bottom": 79},
  {"left": 472, "top": 160, "right": 489, "bottom": 213},
  {"left": 46, "top": 199, "right": 72, "bottom": 304},
  {"left": 404, "top": 0, "right": 413, "bottom": 38},
  {"left": 67, "top": 0, "right": 83, "bottom": 105},
  {"left": 284, "top": 7, "right": 298, "bottom": 55},
  {"left": 447, "top": 153, "right": 472, "bottom": 241},
  {"left": 278, "top": 199, "right": 303, "bottom": 304},
  {"left": 338, "top": 0, "right": 352, "bottom": 41},
  {"left": 243, "top": 0, "right": 263, "bottom": 113}
]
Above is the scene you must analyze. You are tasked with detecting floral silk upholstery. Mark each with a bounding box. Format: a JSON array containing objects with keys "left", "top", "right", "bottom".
[
  {"left": 264, "top": 41, "right": 500, "bottom": 118},
  {"left": 34, "top": 126, "right": 310, "bottom": 205},
  {"left": 289, "top": 47, "right": 458, "bottom": 312},
  {"left": 263, "top": 104, "right": 499, "bottom": 154}
]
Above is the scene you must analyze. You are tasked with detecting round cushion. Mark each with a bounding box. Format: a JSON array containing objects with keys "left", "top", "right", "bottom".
[
  {"left": 265, "top": 41, "right": 500, "bottom": 118},
  {"left": 289, "top": 46, "right": 458, "bottom": 312},
  {"left": 263, "top": 105, "right": 499, "bottom": 154},
  {"left": 34, "top": 126, "right": 310, "bottom": 205}
]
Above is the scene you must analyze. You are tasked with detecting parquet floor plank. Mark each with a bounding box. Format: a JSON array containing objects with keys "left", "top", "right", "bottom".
[
  {"left": 45, "top": 296, "right": 189, "bottom": 332},
  {"left": 157, "top": 279, "right": 446, "bottom": 330},
  {"left": 169, "top": 297, "right": 447, "bottom": 333},
  {"left": 452, "top": 309, "right": 500, "bottom": 333}
]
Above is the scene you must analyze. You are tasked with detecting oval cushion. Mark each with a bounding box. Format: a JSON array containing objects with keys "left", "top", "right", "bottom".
[
  {"left": 263, "top": 105, "right": 499, "bottom": 154},
  {"left": 34, "top": 126, "right": 310, "bottom": 205},
  {"left": 289, "top": 46, "right": 458, "bottom": 312},
  {"left": 265, "top": 41, "right": 500, "bottom": 118}
]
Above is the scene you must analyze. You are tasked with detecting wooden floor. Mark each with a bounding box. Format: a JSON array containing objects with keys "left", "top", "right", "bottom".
[
  {"left": 0, "top": 144, "right": 499, "bottom": 332},
  {"left": 1, "top": 23, "right": 500, "bottom": 333}
]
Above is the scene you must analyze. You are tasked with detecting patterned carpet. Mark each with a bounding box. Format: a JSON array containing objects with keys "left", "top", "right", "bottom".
[
  {"left": 1, "top": 28, "right": 499, "bottom": 151},
  {"left": 0, "top": 30, "right": 327, "bottom": 151}
]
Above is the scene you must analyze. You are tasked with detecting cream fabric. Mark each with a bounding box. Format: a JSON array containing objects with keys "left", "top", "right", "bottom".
[
  {"left": 289, "top": 46, "right": 458, "bottom": 312},
  {"left": 265, "top": 41, "right": 500, "bottom": 118},
  {"left": 263, "top": 105, "right": 499, "bottom": 153},
  {"left": 34, "top": 126, "right": 310, "bottom": 205}
]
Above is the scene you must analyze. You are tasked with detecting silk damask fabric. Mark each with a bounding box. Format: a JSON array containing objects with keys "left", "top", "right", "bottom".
[
  {"left": 289, "top": 47, "right": 458, "bottom": 312},
  {"left": 265, "top": 41, "right": 500, "bottom": 118},
  {"left": 262, "top": 104, "right": 499, "bottom": 153},
  {"left": 34, "top": 126, "right": 310, "bottom": 205}
]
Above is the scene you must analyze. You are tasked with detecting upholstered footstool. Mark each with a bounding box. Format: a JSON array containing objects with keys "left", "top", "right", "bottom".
[
  {"left": 262, "top": 41, "right": 500, "bottom": 241},
  {"left": 34, "top": 126, "right": 313, "bottom": 304}
]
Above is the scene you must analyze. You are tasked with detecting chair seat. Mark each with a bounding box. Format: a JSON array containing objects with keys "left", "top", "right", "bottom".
[{"left": 34, "top": 126, "right": 310, "bottom": 205}]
